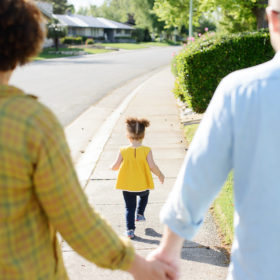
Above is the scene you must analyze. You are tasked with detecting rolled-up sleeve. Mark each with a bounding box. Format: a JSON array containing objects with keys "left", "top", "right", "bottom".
[
  {"left": 33, "top": 111, "right": 134, "bottom": 271},
  {"left": 160, "top": 77, "right": 234, "bottom": 239}
]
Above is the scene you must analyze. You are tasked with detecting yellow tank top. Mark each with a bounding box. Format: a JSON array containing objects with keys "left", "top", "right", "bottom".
[{"left": 115, "top": 145, "right": 154, "bottom": 191}]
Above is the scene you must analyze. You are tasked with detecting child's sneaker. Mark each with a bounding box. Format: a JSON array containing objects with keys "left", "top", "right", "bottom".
[
  {"left": 126, "top": 229, "right": 135, "bottom": 239},
  {"left": 136, "top": 214, "right": 146, "bottom": 222}
]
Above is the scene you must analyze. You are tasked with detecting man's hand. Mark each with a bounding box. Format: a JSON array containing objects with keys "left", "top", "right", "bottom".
[{"left": 146, "top": 247, "right": 180, "bottom": 279}]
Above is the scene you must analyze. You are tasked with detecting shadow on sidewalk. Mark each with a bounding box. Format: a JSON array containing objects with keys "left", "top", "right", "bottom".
[
  {"left": 133, "top": 235, "right": 160, "bottom": 245},
  {"left": 145, "top": 228, "right": 162, "bottom": 238},
  {"left": 181, "top": 241, "right": 229, "bottom": 267},
  {"left": 133, "top": 228, "right": 229, "bottom": 268},
  {"left": 132, "top": 228, "right": 162, "bottom": 245}
]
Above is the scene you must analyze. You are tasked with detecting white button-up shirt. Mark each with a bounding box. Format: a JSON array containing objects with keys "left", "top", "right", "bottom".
[{"left": 161, "top": 52, "right": 280, "bottom": 280}]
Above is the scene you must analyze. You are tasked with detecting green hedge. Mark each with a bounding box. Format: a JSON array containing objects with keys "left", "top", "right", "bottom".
[
  {"left": 85, "top": 38, "right": 94, "bottom": 45},
  {"left": 174, "top": 31, "right": 274, "bottom": 113},
  {"left": 61, "top": 36, "right": 83, "bottom": 45}
]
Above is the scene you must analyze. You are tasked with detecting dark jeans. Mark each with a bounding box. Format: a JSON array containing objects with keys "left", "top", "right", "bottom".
[{"left": 122, "top": 190, "right": 150, "bottom": 230}]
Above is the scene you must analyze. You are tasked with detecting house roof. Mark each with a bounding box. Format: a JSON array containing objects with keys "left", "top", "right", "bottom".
[
  {"left": 96, "top": 17, "right": 134, "bottom": 30},
  {"left": 53, "top": 14, "right": 134, "bottom": 30},
  {"left": 36, "top": 1, "right": 53, "bottom": 19},
  {"left": 75, "top": 15, "right": 108, "bottom": 28}
]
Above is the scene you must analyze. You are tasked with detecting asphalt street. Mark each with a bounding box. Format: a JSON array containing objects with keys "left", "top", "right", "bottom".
[{"left": 10, "top": 46, "right": 180, "bottom": 126}]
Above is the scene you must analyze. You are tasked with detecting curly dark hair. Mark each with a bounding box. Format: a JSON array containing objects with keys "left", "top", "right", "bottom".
[
  {"left": 126, "top": 117, "right": 150, "bottom": 140},
  {"left": 0, "top": 0, "right": 45, "bottom": 71}
]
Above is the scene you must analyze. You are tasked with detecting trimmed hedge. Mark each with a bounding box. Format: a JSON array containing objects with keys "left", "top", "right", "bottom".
[
  {"left": 61, "top": 36, "right": 83, "bottom": 45},
  {"left": 85, "top": 38, "right": 94, "bottom": 45},
  {"left": 174, "top": 31, "right": 274, "bottom": 113}
]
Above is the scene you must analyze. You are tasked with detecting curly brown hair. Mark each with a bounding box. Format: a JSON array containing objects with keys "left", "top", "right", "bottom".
[
  {"left": 126, "top": 117, "right": 150, "bottom": 140},
  {"left": 0, "top": 0, "right": 45, "bottom": 71}
]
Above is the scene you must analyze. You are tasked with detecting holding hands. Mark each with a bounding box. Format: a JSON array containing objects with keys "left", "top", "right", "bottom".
[
  {"left": 128, "top": 226, "right": 183, "bottom": 280},
  {"left": 128, "top": 253, "right": 178, "bottom": 280}
]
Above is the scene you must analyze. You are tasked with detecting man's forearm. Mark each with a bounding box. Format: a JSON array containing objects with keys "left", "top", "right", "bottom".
[
  {"left": 146, "top": 226, "right": 183, "bottom": 279},
  {"left": 159, "top": 226, "right": 184, "bottom": 259}
]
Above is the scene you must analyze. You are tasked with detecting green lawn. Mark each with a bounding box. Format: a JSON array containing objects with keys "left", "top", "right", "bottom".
[
  {"left": 184, "top": 124, "right": 199, "bottom": 144},
  {"left": 35, "top": 42, "right": 178, "bottom": 60},
  {"left": 99, "top": 41, "right": 178, "bottom": 50},
  {"left": 35, "top": 47, "right": 112, "bottom": 60},
  {"left": 184, "top": 124, "right": 234, "bottom": 248},
  {"left": 83, "top": 48, "right": 112, "bottom": 54},
  {"left": 212, "top": 172, "right": 234, "bottom": 246}
]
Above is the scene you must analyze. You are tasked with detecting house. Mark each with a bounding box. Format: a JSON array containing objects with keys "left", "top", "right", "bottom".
[
  {"left": 53, "top": 14, "right": 135, "bottom": 43},
  {"left": 36, "top": 1, "right": 53, "bottom": 19},
  {"left": 35, "top": 1, "right": 53, "bottom": 47}
]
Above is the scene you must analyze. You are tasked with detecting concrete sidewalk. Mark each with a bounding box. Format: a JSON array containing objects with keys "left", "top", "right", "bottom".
[{"left": 63, "top": 67, "right": 229, "bottom": 279}]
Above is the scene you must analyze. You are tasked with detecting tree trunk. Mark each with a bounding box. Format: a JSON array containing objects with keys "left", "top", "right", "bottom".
[
  {"left": 252, "top": 1, "right": 268, "bottom": 29},
  {"left": 55, "top": 37, "right": 59, "bottom": 52}
]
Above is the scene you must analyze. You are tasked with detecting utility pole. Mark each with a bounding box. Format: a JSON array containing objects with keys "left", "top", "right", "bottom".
[{"left": 189, "top": 0, "right": 193, "bottom": 38}]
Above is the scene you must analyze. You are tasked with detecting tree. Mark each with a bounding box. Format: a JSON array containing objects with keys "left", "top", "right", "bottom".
[
  {"left": 153, "top": 0, "right": 194, "bottom": 29},
  {"left": 82, "top": 0, "right": 131, "bottom": 22},
  {"left": 130, "top": 0, "right": 165, "bottom": 35},
  {"left": 194, "top": 17, "right": 216, "bottom": 34},
  {"left": 153, "top": 0, "right": 268, "bottom": 34},
  {"left": 77, "top": 5, "right": 101, "bottom": 17},
  {"left": 45, "top": 0, "right": 74, "bottom": 14},
  {"left": 199, "top": 0, "right": 268, "bottom": 32},
  {"left": 47, "top": 19, "right": 67, "bottom": 51}
]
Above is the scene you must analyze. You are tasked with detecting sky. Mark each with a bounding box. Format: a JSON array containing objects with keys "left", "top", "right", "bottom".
[{"left": 68, "top": 0, "right": 105, "bottom": 10}]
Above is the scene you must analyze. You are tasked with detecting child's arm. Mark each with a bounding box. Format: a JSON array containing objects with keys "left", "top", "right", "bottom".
[
  {"left": 111, "top": 152, "right": 123, "bottom": 171},
  {"left": 147, "top": 150, "right": 165, "bottom": 184}
]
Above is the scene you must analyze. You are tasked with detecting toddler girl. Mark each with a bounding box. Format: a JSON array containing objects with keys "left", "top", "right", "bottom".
[{"left": 111, "top": 117, "right": 164, "bottom": 239}]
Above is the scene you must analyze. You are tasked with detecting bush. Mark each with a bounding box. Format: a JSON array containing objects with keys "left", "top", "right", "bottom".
[
  {"left": 61, "top": 36, "right": 83, "bottom": 45},
  {"left": 85, "top": 38, "right": 94, "bottom": 45},
  {"left": 132, "top": 28, "right": 151, "bottom": 42},
  {"left": 115, "top": 36, "right": 132, "bottom": 40},
  {"left": 174, "top": 30, "right": 274, "bottom": 113},
  {"left": 171, "top": 53, "right": 177, "bottom": 76}
]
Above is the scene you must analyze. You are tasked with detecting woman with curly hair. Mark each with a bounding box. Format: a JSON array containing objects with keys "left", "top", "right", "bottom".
[{"left": 0, "top": 1, "right": 176, "bottom": 279}]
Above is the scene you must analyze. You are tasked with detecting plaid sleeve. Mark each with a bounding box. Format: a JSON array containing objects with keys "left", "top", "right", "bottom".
[{"left": 32, "top": 109, "right": 134, "bottom": 271}]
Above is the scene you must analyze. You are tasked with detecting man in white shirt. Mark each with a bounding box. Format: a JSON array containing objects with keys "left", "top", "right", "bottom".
[{"left": 148, "top": 1, "right": 280, "bottom": 279}]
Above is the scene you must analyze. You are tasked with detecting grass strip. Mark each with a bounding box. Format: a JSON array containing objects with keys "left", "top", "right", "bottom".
[
  {"left": 35, "top": 47, "right": 112, "bottom": 60},
  {"left": 35, "top": 42, "right": 178, "bottom": 60},
  {"left": 183, "top": 123, "right": 234, "bottom": 250},
  {"left": 211, "top": 172, "right": 234, "bottom": 247},
  {"left": 99, "top": 42, "right": 178, "bottom": 50}
]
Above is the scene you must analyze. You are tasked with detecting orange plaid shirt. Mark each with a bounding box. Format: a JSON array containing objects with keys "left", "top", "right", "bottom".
[{"left": 0, "top": 85, "right": 134, "bottom": 279}]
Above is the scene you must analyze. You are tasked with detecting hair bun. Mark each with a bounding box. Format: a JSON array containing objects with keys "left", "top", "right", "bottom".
[
  {"left": 138, "top": 119, "right": 150, "bottom": 127},
  {"left": 126, "top": 117, "right": 137, "bottom": 126},
  {"left": 126, "top": 117, "right": 150, "bottom": 127}
]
